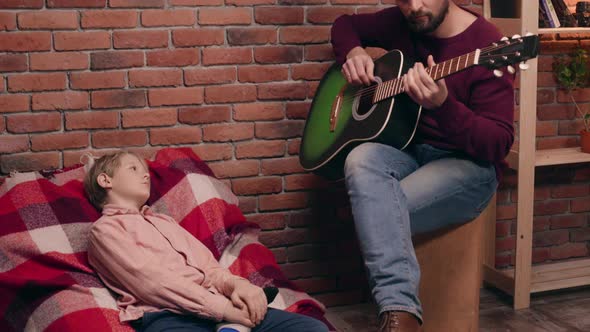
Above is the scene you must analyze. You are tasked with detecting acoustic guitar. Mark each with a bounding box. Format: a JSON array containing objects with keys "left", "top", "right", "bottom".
[{"left": 299, "top": 34, "right": 540, "bottom": 180}]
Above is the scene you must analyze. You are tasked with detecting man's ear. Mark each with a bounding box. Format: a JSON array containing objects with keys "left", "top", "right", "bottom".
[{"left": 97, "top": 173, "right": 113, "bottom": 189}]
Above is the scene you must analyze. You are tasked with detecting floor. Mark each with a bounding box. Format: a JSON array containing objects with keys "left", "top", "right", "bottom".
[{"left": 325, "top": 286, "right": 590, "bottom": 331}]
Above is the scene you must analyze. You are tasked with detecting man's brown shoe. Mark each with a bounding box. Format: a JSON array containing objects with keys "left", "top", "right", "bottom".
[{"left": 378, "top": 311, "right": 421, "bottom": 332}]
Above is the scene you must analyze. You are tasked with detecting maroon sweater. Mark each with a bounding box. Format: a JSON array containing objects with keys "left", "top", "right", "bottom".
[{"left": 331, "top": 6, "right": 515, "bottom": 179}]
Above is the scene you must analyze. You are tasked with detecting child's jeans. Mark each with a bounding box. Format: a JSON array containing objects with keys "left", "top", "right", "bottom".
[{"left": 132, "top": 308, "right": 329, "bottom": 332}]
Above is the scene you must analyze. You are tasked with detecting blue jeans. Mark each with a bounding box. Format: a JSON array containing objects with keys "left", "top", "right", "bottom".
[
  {"left": 344, "top": 143, "right": 497, "bottom": 322},
  {"left": 134, "top": 308, "right": 328, "bottom": 332}
]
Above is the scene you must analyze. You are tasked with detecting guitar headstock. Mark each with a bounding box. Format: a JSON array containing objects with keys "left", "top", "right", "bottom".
[{"left": 478, "top": 34, "right": 540, "bottom": 76}]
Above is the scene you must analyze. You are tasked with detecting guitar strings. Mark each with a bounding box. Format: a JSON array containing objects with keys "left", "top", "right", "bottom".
[{"left": 338, "top": 41, "right": 525, "bottom": 103}]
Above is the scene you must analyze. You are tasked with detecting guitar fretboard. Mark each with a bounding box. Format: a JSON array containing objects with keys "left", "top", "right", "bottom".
[{"left": 373, "top": 50, "right": 479, "bottom": 104}]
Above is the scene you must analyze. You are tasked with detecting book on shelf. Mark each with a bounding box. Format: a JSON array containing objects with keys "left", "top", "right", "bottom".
[
  {"left": 551, "top": 0, "right": 578, "bottom": 27},
  {"left": 539, "top": 2, "right": 552, "bottom": 28},
  {"left": 542, "top": 0, "right": 562, "bottom": 27}
]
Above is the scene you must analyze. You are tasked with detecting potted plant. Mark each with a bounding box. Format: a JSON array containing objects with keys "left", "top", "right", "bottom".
[{"left": 553, "top": 47, "right": 590, "bottom": 153}]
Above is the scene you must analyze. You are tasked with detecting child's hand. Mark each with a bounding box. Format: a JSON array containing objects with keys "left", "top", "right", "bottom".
[
  {"left": 222, "top": 305, "right": 255, "bottom": 327},
  {"left": 230, "top": 280, "right": 267, "bottom": 325}
]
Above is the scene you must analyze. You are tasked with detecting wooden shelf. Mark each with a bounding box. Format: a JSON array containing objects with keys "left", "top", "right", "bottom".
[
  {"left": 506, "top": 148, "right": 590, "bottom": 169},
  {"left": 539, "top": 27, "right": 590, "bottom": 34},
  {"left": 485, "top": 258, "right": 590, "bottom": 294}
]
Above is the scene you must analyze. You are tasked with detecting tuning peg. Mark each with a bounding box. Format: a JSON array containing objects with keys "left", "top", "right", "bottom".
[
  {"left": 493, "top": 69, "right": 504, "bottom": 77},
  {"left": 511, "top": 34, "right": 522, "bottom": 39},
  {"left": 507, "top": 66, "right": 516, "bottom": 74},
  {"left": 519, "top": 62, "right": 529, "bottom": 70},
  {"left": 501, "top": 36, "right": 509, "bottom": 41}
]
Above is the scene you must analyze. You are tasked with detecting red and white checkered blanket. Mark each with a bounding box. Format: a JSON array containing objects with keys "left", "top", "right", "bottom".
[{"left": 0, "top": 147, "right": 332, "bottom": 331}]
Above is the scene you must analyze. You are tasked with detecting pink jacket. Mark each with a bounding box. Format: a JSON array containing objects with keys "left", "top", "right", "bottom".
[{"left": 88, "top": 204, "right": 244, "bottom": 322}]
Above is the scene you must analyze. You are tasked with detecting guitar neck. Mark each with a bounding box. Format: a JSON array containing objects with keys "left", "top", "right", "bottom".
[{"left": 373, "top": 49, "right": 480, "bottom": 104}]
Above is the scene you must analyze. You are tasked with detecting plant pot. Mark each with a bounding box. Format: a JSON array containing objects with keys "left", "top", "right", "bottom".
[{"left": 581, "top": 130, "right": 590, "bottom": 153}]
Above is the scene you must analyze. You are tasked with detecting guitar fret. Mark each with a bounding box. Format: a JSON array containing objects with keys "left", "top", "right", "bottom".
[{"left": 456, "top": 57, "right": 460, "bottom": 71}]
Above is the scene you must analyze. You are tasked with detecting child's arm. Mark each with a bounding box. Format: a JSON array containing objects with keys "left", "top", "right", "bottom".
[{"left": 88, "top": 217, "right": 240, "bottom": 323}]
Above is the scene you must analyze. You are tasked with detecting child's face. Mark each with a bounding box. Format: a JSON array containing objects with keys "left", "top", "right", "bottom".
[{"left": 106, "top": 154, "right": 151, "bottom": 208}]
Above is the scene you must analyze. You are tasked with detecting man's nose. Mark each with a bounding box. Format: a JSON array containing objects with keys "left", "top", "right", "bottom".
[{"left": 408, "top": 0, "right": 422, "bottom": 12}]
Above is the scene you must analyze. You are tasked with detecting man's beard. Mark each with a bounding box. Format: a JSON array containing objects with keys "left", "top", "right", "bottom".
[{"left": 406, "top": 0, "right": 449, "bottom": 34}]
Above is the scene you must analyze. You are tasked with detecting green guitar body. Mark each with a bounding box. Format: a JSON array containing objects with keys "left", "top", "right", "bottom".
[{"left": 299, "top": 50, "right": 422, "bottom": 180}]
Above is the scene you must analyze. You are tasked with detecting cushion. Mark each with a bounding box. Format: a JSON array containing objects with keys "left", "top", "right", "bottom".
[{"left": 0, "top": 147, "right": 333, "bottom": 332}]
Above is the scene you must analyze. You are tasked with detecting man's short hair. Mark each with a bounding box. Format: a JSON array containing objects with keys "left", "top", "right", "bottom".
[{"left": 83, "top": 151, "right": 145, "bottom": 210}]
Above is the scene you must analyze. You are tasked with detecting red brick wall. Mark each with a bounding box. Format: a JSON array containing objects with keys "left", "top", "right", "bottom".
[{"left": 0, "top": 0, "right": 589, "bottom": 306}]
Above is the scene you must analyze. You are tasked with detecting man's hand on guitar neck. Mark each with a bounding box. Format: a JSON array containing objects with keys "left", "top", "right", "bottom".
[
  {"left": 342, "top": 46, "right": 376, "bottom": 86},
  {"left": 403, "top": 55, "right": 448, "bottom": 110}
]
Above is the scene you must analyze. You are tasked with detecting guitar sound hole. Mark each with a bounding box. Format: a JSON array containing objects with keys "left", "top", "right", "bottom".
[{"left": 353, "top": 76, "right": 381, "bottom": 118}]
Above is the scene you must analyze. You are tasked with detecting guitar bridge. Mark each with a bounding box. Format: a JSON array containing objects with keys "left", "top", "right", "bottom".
[{"left": 330, "top": 87, "right": 346, "bottom": 132}]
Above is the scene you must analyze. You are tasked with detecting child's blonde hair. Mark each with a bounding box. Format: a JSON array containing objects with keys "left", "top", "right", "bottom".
[{"left": 83, "top": 151, "right": 146, "bottom": 210}]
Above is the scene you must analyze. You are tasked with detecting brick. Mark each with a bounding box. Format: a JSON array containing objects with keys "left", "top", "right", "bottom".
[
  {"left": 331, "top": 0, "right": 377, "bottom": 3},
  {"left": 304, "top": 44, "right": 334, "bottom": 61},
  {"left": 537, "top": 72, "right": 556, "bottom": 87},
  {"left": 571, "top": 197, "right": 590, "bottom": 212},
  {"left": 203, "top": 123, "right": 254, "bottom": 142},
  {"left": 285, "top": 173, "right": 328, "bottom": 191},
  {"left": 0, "top": 0, "right": 43, "bottom": 9},
  {"left": 261, "top": 157, "right": 304, "bottom": 175},
  {"left": 307, "top": 81, "right": 319, "bottom": 97},
  {"left": 256, "top": 120, "right": 304, "bottom": 139},
  {"left": 122, "top": 108, "right": 177, "bottom": 128},
  {"left": 532, "top": 229, "right": 569, "bottom": 247},
  {"left": 8, "top": 73, "right": 66, "bottom": 92},
  {"left": 286, "top": 101, "right": 310, "bottom": 119},
  {"left": 150, "top": 127, "right": 201, "bottom": 145},
  {"left": 205, "top": 85, "right": 257, "bottom": 103},
  {"left": 198, "top": 8, "right": 251, "bottom": 25},
  {"left": 1, "top": 152, "right": 60, "bottom": 173},
  {"left": 91, "top": 51, "right": 143, "bottom": 70},
  {"left": 172, "top": 29, "right": 224, "bottom": 47},
  {"left": 246, "top": 213, "right": 286, "bottom": 230},
  {"left": 208, "top": 159, "right": 259, "bottom": 178},
  {"left": 66, "top": 111, "right": 118, "bottom": 129},
  {"left": 0, "top": 54, "right": 27, "bottom": 72},
  {"left": 294, "top": 277, "right": 336, "bottom": 294},
  {"left": 81, "top": 10, "right": 137, "bottom": 28},
  {"left": 551, "top": 184, "right": 590, "bottom": 198},
  {"left": 47, "top": 0, "right": 106, "bottom": 8},
  {"left": 202, "top": 48, "right": 252, "bottom": 65},
  {"left": 228, "top": 28, "right": 277, "bottom": 45},
  {"left": 254, "top": 46, "right": 303, "bottom": 64},
  {"left": 288, "top": 139, "right": 300, "bottom": 155},
  {"left": 280, "top": 26, "right": 330, "bottom": 44},
  {"left": 7, "top": 112, "right": 61, "bottom": 133},
  {"left": 495, "top": 236, "right": 515, "bottom": 252},
  {"left": 227, "top": 0, "right": 274, "bottom": 4},
  {"left": 0, "top": 135, "right": 29, "bottom": 153},
  {"left": 532, "top": 247, "right": 550, "bottom": 264},
  {"left": 549, "top": 242, "right": 588, "bottom": 260},
  {"left": 141, "top": 9, "right": 195, "bottom": 27},
  {"left": 254, "top": 7, "right": 303, "bottom": 24},
  {"left": 54, "top": 31, "right": 110, "bottom": 51},
  {"left": 191, "top": 144, "right": 233, "bottom": 162},
  {"left": 129, "top": 69, "right": 182, "bottom": 88},
  {"left": 32, "top": 91, "right": 89, "bottom": 111},
  {"left": 31, "top": 132, "right": 88, "bottom": 151},
  {"left": 236, "top": 140, "right": 285, "bottom": 159},
  {"left": 170, "top": 0, "right": 222, "bottom": 4},
  {"left": 537, "top": 137, "right": 578, "bottom": 150},
  {"left": 292, "top": 63, "right": 331, "bottom": 80},
  {"left": 495, "top": 221, "right": 512, "bottom": 237},
  {"left": 533, "top": 200, "right": 570, "bottom": 216},
  {"left": 70, "top": 71, "right": 126, "bottom": 90},
  {"left": 307, "top": 7, "right": 355, "bottom": 24},
  {"left": 18, "top": 11, "right": 78, "bottom": 30},
  {"left": 233, "top": 102, "right": 284, "bottom": 121},
  {"left": 238, "top": 65, "right": 288, "bottom": 83},
  {"left": 238, "top": 196, "right": 256, "bottom": 213},
  {"left": 259, "top": 192, "right": 308, "bottom": 211},
  {"left": 550, "top": 214, "right": 586, "bottom": 229},
  {"left": 184, "top": 67, "right": 236, "bottom": 85},
  {"left": 540, "top": 40, "right": 580, "bottom": 55},
  {"left": 533, "top": 216, "right": 551, "bottom": 232},
  {"left": 557, "top": 88, "right": 590, "bottom": 103},
  {"left": 91, "top": 90, "right": 146, "bottom": 109},
  {"left": 0, "top": 32, "right": 50, "bottom": 52},
  {"left": 178, "top": 105, "right": 230, "bottom": 124},
  {"left": 113, "top": 30, "right": 168, "bottom": 49},
  {"left": 257, "top": 82, "right": 307, "bottom": 100},
  {"left": 232, "top": 176, "right": 282, "bottom": 195},
  {"left": 148, "top": 87, "right": 203, "bottom": 106},
  {"left": 571, "top": 228, "right": 590, "bottom": 242},
  {"left": 30, "top": 52, "right": 88, "bottom": 71},
  {"left": 92, "top": 130, "right": 147, "bottom": 148},
  {"left": 536, "top": 121, "right": 557, "bottom": 137},
  {"left": 278, "top": 0, "right": 325, "bottom": 4},
  {"left": 109, "top": 0, "right": 164, "bottom": 8},
  {"left": 537, "top": 104, "right": 576, "bottom": 121},
  {"left": 0, "top": 95, "right": 29, "bottom": 113},
  {"left": 0, "top": 12, "right": 17, "bottom": 30},
  {"left": 147, "top": 49, "right": 199, "bottom": 67}
]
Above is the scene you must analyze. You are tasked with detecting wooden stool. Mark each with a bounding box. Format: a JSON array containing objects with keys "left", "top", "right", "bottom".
[{"left": 413, "top": 195, "right": 496, "bottom": 332}]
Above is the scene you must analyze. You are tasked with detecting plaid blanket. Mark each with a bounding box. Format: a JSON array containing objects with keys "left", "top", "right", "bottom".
[{"left": 0, "top": 147, "right": 332, "bottom": 332}]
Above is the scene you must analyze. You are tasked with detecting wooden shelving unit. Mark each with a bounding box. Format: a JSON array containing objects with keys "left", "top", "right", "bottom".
[{"left": 483, "top": 0, "right": 590, "bottom": 310}]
